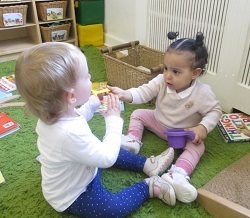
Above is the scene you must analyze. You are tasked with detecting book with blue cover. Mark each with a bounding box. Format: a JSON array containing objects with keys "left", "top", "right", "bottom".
[{"left": 0, "top": 90, "right": 12, "bottom": 100}]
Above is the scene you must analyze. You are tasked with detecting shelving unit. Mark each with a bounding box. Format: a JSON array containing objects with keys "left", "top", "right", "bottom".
[{"left": 0, "top": 0, "right": 78, "bottom": 63}]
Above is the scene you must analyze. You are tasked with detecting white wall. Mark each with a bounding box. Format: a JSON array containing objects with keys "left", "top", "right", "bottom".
[{"left": 104, "top": 0, "right": 147, "bottom": 46}]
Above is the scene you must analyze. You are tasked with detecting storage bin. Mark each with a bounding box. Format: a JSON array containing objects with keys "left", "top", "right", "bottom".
[
  {"left": 36, "top": 1, "right": 67, "bottom": 21},
  {"left": 40, "top": 22, "right": 71, "bottom": 42},
  {"left": 77, "top": 23, "right": 103, "bottom": 47},
  {"left": 0, "top": 5, "right": 28, "bottom": 27},
  {"left": 75, "top": 0, "right": 104, "bottom": 25},
  {"left": 101, "top": 41, "right": 165, "bottom": 89}
]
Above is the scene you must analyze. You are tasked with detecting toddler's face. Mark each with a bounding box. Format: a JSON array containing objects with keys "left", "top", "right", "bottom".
[
  {"left": 74, "top": 53, "right": 92, "bottom": 105},
  {"left": 163, "top": 51, "right": 199, "bottom": 93}
]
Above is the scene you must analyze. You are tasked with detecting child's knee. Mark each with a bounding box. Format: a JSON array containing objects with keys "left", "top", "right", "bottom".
[{"left": 131, "top": 109, "right": 146, "bottom": 119}]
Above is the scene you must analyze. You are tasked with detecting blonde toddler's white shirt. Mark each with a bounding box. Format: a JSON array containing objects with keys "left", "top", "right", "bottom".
[{"left": 36, "top": 95, "right": 124, "bottom": 212}]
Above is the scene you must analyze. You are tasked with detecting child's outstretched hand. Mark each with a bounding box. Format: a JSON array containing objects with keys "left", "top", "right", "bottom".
[
  {"left": 100, "top": 93, "right": 121, "bottom": 118},
  {"left": 107, "top": 85, "right": 133, "bottom": 103}
]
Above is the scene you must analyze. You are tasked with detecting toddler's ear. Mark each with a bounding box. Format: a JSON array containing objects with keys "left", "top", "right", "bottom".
[
  {"left": 67, "top": 89, "right": 76, "bottom": 104},
  {"left": 192, "top": 68, "right": 202, "bottom": 79}
]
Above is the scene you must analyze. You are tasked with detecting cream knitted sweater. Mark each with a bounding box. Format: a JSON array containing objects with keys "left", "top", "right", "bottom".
[{"left": 128, "top": 74, "right": 222, "bottom": 133}]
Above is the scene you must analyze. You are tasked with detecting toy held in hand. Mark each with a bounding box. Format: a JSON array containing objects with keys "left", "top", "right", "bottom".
[
  {"left": 98, "top": 95, "right": 108, "bottom": 112},
  {"left": 164, "top": 128, "right": 195, "bottom": 149},
  {"left": 91, "top": 81, "right": 110, "bottom": 95}
]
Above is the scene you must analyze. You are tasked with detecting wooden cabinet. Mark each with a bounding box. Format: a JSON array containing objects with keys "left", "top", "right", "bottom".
[{"left": 0, "top": 0, "right": 78, "bottom": 63}]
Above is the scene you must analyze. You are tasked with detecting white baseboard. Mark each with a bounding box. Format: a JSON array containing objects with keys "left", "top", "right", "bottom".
[{"left": 104, "top": 33, "right": 133, "bottom": 47}]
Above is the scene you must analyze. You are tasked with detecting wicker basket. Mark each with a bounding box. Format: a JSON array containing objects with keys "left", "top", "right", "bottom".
[
  {"left": 40, "top": 22, "right": 71, "bottom": 42},
  {"left": 101, "top": 41, "right": 165, "bottom": 89},
  {"left": 0, "top": 5, "right": 28, "bottom": 28},
  {"left": 36, "top": 1, "right": 67, "bottom": 21}
]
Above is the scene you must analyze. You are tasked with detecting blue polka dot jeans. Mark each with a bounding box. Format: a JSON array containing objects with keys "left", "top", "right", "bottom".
[{"left": 64, "top": 148, "right": 150, "bottom": 218}]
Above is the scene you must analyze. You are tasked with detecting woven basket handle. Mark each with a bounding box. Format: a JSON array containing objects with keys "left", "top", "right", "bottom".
[
  {"left": 150, "top": 64, "right": 165, "bottom": 73},
  {"left": 101, "top": 41, "right": 140, "bottom": 54}
]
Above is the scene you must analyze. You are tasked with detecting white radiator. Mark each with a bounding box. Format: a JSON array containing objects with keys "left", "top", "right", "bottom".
[
  {"left": 145, "top": 0, "right": 250, "bottom": 113},
  {"left": 241, "top": 38, "right": 250, "bottom": 87},
  {"left": 147, "top": 0, "right": 229, "bottom": 74}
]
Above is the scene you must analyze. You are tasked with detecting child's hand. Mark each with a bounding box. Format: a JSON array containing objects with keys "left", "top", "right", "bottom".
[
  {"left": 97, "top": 93, "right": 104, "bottom": 102},
  {"left": 107, "top": 85, "right": 124, "bottom": 98},
  {"left": 97, "top": 93, "right": 111, "bottom": 104},
  {"left": 185, "top": 124, "right": 207, "bottom": 145},
  {"left": 107, "top": 85, "right": 133, "bottom": 102},
  {"left": 100, "top": 93, "right": 121, "bottom": 117}
]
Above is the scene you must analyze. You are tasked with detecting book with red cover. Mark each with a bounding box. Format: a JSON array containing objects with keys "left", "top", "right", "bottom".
[
  {"left": 0, "top": 112, "right": 20, "bottom": 138},
  {"left": 217, "top": 113, "right": 250, "bottom": 143}
]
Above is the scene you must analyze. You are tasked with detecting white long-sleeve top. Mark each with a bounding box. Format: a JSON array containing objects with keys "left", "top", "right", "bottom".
[
  {"left": 36, "top": 95, "right": 124, "bottom": 212},
  {"left": 128, "top": 74, "right": 222, "bottom": 133}
]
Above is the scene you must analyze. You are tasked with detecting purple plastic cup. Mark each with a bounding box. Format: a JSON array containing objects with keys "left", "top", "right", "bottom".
[{"left": 164, "top": 128, "right": 195, "bottom": 149}]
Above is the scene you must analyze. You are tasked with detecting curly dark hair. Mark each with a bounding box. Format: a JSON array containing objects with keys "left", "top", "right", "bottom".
[{"left": 167, "top": 32, "right": 208, "bottom": 75}]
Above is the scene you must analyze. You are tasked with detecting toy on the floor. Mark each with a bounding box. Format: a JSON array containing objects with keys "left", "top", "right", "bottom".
[{"left": 164, "top": 128, "right": 195, "bottom": 149}]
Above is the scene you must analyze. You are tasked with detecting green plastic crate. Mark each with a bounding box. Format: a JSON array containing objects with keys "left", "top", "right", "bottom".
[{"left": 75, "top": 0, "right": 104, "bottom": 25}]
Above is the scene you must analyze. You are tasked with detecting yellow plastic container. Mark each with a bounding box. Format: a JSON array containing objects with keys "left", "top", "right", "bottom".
[{"left": 77, "top": 23, "right": 103, "bottom": 47}]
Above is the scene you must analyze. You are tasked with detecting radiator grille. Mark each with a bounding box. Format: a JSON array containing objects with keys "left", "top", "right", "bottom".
[
  {"left": 241, "top": 44, "right": 250, "bottom": 87},
  {"left": 147, "top": 0, "right": 229, "bottom": 74}
]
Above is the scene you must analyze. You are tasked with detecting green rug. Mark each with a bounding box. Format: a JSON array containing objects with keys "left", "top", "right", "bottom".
[{"left": 0, "top": 45, "right": 250, "bottom": 218}]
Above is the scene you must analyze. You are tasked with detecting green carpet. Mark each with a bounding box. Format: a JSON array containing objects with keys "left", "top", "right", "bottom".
[{"left": 0, "top": 45, "right": 250, "bottom": 218}]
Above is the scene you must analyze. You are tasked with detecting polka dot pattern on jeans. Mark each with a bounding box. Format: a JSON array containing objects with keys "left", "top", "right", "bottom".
[{"left": 64, "top": 148, "right": 150, "bottom": 218}]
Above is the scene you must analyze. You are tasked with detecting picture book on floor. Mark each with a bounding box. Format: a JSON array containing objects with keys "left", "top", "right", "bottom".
[
  {"left": 0, "top": 90, "right": 12, "bottom": 101},
  {"left": 0, "top": 170, "right": 6, "bottom": 186},
  {"left": 0, "top": 112, "right": 20, "bottom": 139},
  {"left": 91, "top": 81, "right": 110, "bottom": 95},
  {"left": 0, "top": 73, "right": 16, "bottom": 93},
  {"left": 217, "top": 113, "right": 250, "bottom": 143}
]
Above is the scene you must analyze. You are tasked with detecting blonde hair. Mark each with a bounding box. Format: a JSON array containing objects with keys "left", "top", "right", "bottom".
[{"left": 15, "top": 42, "right": 84, "bottom": 125}]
